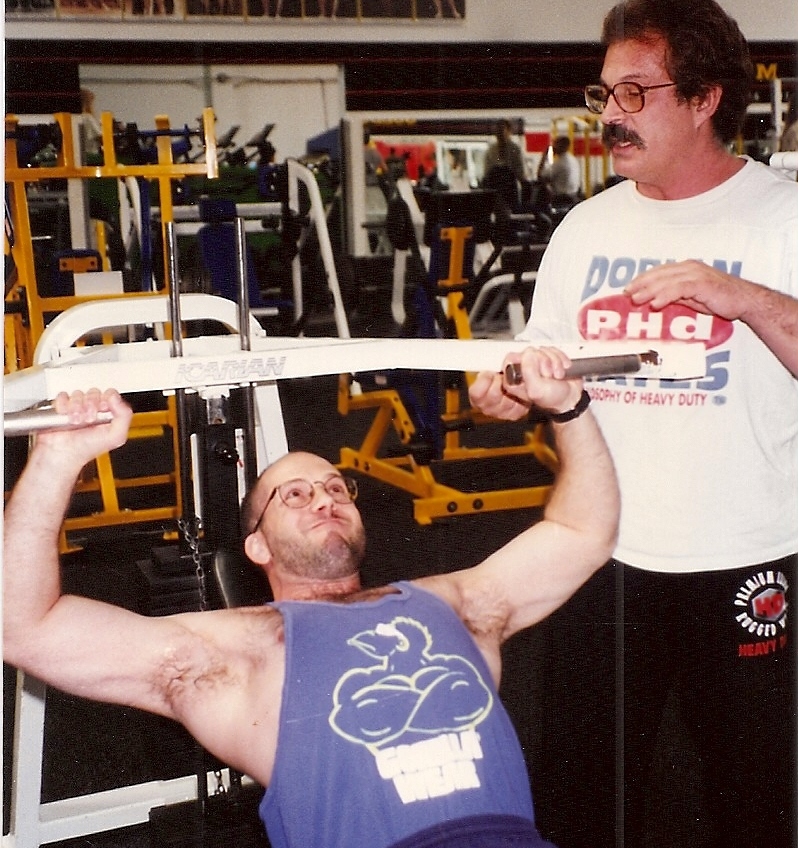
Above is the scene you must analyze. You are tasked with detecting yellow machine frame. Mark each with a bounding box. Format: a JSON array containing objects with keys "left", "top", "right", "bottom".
[
  {"left": 547, "top": 114, "right": 608, "bottom": 199},
  {"left": 338, "top": 223, "right": 558, "bottom": 524},
  {"left": 4, "top": 108, "right": 218, "bottom": 549}
]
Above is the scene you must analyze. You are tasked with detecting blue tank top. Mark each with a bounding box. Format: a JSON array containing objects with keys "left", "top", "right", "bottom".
[{"left": 259, "top": 582, "right": 538, "bottom": 848}]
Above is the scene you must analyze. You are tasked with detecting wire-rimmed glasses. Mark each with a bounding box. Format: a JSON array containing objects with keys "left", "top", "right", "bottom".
[
  {"left": 584, "top": 81, "right": 677, "bottom": 115},
  {"left": 254, "top": 475, "right": 358, "bottom": 530}
]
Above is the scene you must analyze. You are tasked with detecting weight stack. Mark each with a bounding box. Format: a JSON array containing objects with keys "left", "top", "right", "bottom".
[{"left": 136, "top": 544, "right": 213, "bottom": 616}]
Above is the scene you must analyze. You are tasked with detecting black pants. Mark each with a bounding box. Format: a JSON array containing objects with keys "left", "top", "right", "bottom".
[
  {"left": 532, "top": 556, "right": 796, "bottom": 848},
  {"left": 622, "top": 556, "right": 795, "bottom": 848}
]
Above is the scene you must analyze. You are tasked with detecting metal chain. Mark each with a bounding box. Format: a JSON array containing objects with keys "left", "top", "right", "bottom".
[
  {"left": 176, "top": 514, "right": 225, "bottom": 798},
  {"left": 177, "top": 515, "right": 208, "bottom": 612},
  {"left": 214, "top": 768, "right": 226, "bottom": 796}
]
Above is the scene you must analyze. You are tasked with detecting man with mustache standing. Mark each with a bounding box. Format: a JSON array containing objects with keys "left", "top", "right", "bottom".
[{"left": 469, "top": 1, "right": 798, "bottom": 847}]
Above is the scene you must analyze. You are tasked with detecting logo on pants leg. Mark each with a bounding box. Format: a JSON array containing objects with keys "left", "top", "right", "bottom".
[{"left": 734, "top": 570, "right": 788, "bottom": 656}]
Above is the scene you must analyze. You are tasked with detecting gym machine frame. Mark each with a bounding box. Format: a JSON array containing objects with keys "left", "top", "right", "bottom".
[
  {"left": 2, "top": 208, "right": 292, "bottom": 847},
  {"left": 5, "top": 108, "right": 219, "bottom": 551},
  {"left": 337, "top": 219, "right": 557, "bottom": 524}
]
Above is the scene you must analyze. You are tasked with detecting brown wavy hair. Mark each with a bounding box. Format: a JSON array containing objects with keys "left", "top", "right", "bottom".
[{"left": 601, "top": 0, "right": 754, "bottom": 145}]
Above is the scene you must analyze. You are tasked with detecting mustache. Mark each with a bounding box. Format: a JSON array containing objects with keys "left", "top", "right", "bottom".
[{"left": 602, "top": 124, "right": 646, "bottom": 149}]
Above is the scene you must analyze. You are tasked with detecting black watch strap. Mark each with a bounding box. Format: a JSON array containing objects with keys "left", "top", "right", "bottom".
[{"left": 548, "top": 389, "right": 591, "bottom": 423}]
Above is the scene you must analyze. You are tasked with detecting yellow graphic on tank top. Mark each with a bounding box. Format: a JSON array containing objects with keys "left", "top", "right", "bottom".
[{"left": 329, "top": 616, "right": 494, "bottom": 803}]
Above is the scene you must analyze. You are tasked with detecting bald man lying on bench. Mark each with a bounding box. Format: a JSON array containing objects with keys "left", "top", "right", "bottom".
[{"left": 4, "top": 345, "right": 619, "bottom": 848}]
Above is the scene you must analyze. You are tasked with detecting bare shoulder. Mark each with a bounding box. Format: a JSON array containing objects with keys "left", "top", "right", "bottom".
[
  {"left": 154, "top": 605, "right": 286, "bottom": 785},
  {"left": 156, "top": 605, "right": 285, "bottom": 708},
  {"left": 175, "top": 603, "right": 284, "bottom": 659},
  {"left": 410, "top": 572, "right": 511, "bottom": 644},
  {"left": 410, "top": 572, "right": 507, "bottom": 685}
]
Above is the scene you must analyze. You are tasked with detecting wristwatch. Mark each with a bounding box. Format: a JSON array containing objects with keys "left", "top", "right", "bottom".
[{"left": 548, "top": 389, "right": 591, "bottom": 423}]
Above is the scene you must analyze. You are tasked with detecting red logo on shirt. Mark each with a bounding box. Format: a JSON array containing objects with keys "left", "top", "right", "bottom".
[{"left": 577, "top": 295, "right": 733, "bottom": 349}]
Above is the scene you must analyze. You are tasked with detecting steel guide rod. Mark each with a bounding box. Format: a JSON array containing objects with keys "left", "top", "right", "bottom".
[
  {"left": 165, "top": 221, "right": 183, "bottom": 358},
  {"left": 234, "top": 216, "right": 259, "bottom": 490},
  {"left": 163, "top": 220, "right": 198, "bottom": 529}
]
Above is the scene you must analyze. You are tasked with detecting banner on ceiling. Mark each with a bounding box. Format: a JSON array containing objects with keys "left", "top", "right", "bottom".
[{"left": 5, "top": 0, "right": 465, "bottom": 21}]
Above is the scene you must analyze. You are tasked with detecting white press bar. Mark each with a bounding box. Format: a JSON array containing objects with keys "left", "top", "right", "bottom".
[
  {"left": 5, "top": 333, "right": 707, "bottom": 417},
  {"left": 770, "top": 151, "right": 798, "bottom": 171},
  {"left": 18, "top": 294, "right": 289, "bottom": 465}
]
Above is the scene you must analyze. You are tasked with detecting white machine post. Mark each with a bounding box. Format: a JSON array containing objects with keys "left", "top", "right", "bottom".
[{"left": 2, "top": 291, "right": 288, "bottom": 848}]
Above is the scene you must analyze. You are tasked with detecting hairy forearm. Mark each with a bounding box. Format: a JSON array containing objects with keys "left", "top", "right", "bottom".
[
  {"left": 544, "top": 411, "right": 620, "bottom": 557},
  {"left": 467, "top": 407, "right": 620, "bottom": 642},
  {"left": 2, "top": 442, "right": 86, "bottom": 655},
  {"left": 741, "top": 282, "right": 798, "bottom": 377},
  {"left": 627, "top": 262, "right": 798, "bottom": 378},
  {"left": 4, "top": 390, "right": 133, "bottom": 659}
]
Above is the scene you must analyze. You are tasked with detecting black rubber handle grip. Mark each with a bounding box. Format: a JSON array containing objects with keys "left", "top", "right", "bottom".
[{"left": 504, "top": 352, "right": 653, "bottom": 385}]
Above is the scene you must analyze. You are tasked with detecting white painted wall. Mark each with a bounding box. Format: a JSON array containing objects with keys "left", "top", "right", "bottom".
[{"left": 8, "top": 0, "right": 798, "bottom": 42}]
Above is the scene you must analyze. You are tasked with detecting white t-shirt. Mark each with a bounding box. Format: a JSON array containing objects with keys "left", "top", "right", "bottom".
[
  {"left": 540, "top": 152, "right": 581, "bottom": 197},
  {"left": 522, "top": 158, "right": 798, "bottom": 572}
]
